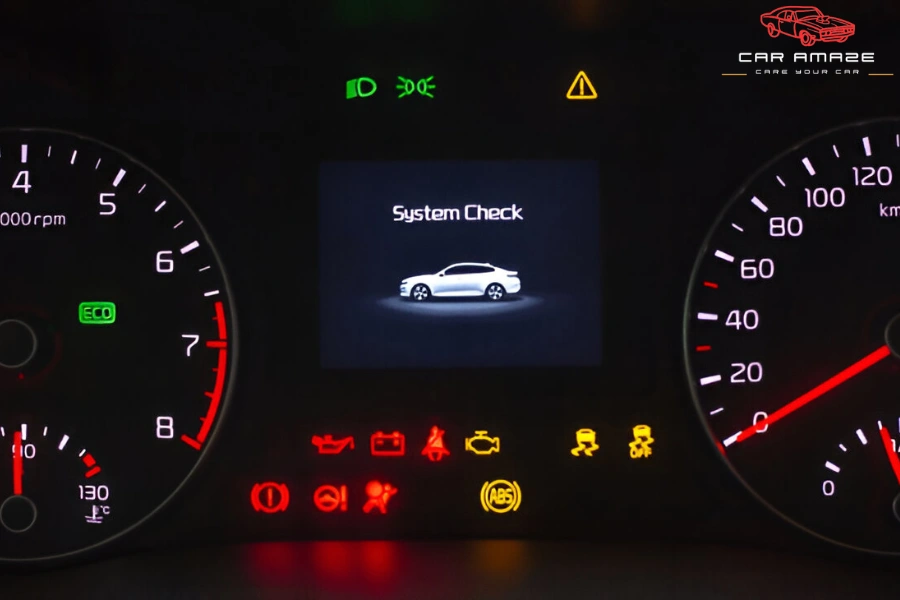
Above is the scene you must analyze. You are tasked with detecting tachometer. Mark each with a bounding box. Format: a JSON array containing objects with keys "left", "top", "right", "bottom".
[
  {"left": 0, "top": 129, "right": 236, "bottom": 560},
  {"left": 685, "top": 118, "right": 900, "bottom": 553}
]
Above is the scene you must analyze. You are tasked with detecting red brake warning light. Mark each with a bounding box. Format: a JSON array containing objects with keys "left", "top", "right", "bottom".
[{"left": 251, "top": 482, "right": 290, "bottom": 514}]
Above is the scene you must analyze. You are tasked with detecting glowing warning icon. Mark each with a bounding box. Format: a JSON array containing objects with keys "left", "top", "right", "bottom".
[
  {"left": 480, "top": 480, "right": 522, "bottom": 514},
  {"left": 566, "top": 71, "right": 597, "bottom": 100}
]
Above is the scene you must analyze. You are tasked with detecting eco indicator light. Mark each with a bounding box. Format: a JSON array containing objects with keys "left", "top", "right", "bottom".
[{"left": 78, "top": 301, "right": 116, "bottom": 325}]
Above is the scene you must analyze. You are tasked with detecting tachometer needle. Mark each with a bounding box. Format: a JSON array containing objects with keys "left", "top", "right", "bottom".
[
  {"left": 733, "top": 345, "right": 891, "bottom": 445},
  {"left": 879, "top": 426, "right": 900, "bottom": 486},
  {"left": 12, "top": 431, "right": 23, "bottom": 495}
]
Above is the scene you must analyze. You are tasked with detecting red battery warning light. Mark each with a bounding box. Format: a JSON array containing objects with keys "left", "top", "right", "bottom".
[
  {"left": 251, "top": 482, "right": 290, "bottom": 514},
  {"left": 371, "top": 431, "right": 406, "bottom": 456}
]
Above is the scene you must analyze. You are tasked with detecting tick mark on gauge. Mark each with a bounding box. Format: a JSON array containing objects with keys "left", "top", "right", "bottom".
[
  {"left": 154, "top": 201, "right": 166, "bottom": 212},
  {"left": 112, "top": 168, "right": 126, "bottom": 187},
  {"left": 709, "top": 407, "right": 724, "bottom": 415},
  {"left": 696, "top": 345, "right": 712, "bottom": 352},
  {"left": 198, "top": 265, "right": 211, "bottom": 272},
  {"left": 833, "top": 144, "right": 840, "bottom": 158},
  {"left": 825, "top": 461, "right": 841, "bottom": 473},
  {"left": 802, "top": 157, "right": 816, "bottom": 175},
  {"left": 857, "top": 429, "right": 868, "bottom": 445},
  {"left": 94, "top": 158, "right": 102, "bottom": 170},
  {"left": 751, "top": 196, "right": 768, "bottom": 212},
  {"left": 58, "top": 435, "right": 69, "bottom": 450},
  {"left": 699, "top": 375, "right": 722, "bottom": 386},
  {"left": 70, "top": 150, "right": 77, "bottom": 164},
  {"left": 863, "top": 136, "right": 872, "bottom": 156},
  {"left": 20, "top": 144, "right": 27, "bottom": 163},
  {"left": 180, "top": 240, "right": 199, "bottom": 254},
  {"left": 714, "top": 250, "right": 735, "bottom": 263},
  {"left": 697, "top": 312, "right": 718, "bottom": 321},
  {"left": 731, "top": 223, "right": 744, "bottom": 232},
  {"left": 20, "top": 424, "right": 27, "bottom": 441},
  {"left": 204, "top": 290, "right": 220, "bottom": 297},
  {"left": 173, "top": 220, "right": 184, "bottom": 229},
  {"left": 839, "top": 444, "right": 848, "bottom": 452},
  {"left": 42, "top": 427, "right": 47, "bottom": 437},
  {"left": 78, "top": 449, "right": 85, "bottom": 457},
  {"left": 723, "top": 432, "right": 741, "bottom": 447},
  {"left": 46, "top": 146, "right": 51, "bottom": 157},
  {"left": 703, "top": 281, "right": 719, "bottom": 289},
  {"left": 138, "top": 184, "right": 146, "bottom": 194},
  {"left": 776, "top": 175, "right": 786, "bottom": 187}
]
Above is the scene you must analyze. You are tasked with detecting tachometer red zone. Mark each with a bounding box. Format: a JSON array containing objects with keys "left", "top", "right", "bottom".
[{"left": 181, "top": 301, "right": 228, "bottom": 451}]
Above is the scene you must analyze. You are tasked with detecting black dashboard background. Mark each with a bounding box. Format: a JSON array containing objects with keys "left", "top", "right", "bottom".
[{"left": 1, "top": 0, "right": 900, "bottom": 589}]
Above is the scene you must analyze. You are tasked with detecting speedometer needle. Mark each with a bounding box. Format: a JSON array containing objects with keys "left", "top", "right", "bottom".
[
  {"left": 734, "top": 345, "right": 891, "bottom": 444},
  {"left": 879, "top": 426, "right": 900, "bottom": 487},
  {"left": 12, "top": 431, "right": 23, "bottom": 495}
]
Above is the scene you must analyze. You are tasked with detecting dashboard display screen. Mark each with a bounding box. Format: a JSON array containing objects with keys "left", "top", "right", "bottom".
[{"left": 318, "top": 160, "right": 602, "bottom": 369}]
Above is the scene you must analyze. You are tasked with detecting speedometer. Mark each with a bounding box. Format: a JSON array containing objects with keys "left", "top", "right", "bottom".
[
  {"left": 0, "top": 129, "right": 236, "bottom": 561},
  {"left": 685, "top": 118, "right": 900, "bottom": 554}
]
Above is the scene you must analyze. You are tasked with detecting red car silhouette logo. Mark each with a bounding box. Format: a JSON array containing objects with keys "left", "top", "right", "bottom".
[{"left": 760, "top": 6, "right": 855, "bottom": 46}]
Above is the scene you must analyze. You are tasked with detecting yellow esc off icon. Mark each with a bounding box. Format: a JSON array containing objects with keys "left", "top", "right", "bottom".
[{"left": 480, "top": 480, "right": 522, "bottom": 514}]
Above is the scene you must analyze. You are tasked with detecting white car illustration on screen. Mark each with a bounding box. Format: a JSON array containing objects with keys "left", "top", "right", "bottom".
[{"left": 399, "top": 263, "right": 521, "bottom": 302}]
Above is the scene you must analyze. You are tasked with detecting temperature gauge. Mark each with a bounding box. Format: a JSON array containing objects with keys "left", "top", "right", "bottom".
[
  {"left": 0, "top": 423, "right": 113, "bottom": 558},
  {"left": 816, "top": 417, "right": 900, "bottom": 545}
]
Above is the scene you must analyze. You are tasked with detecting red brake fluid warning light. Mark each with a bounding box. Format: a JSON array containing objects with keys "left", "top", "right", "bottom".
[
  {"left": 251, "top": 482, "right": 290, "bottom": 514},
  {"left": 314, "top": 485, "right": 348, "bottom": 512},
  {"left": 362, "top": 481, "right": 397, "bottom": 514},
  {"left": 371, "top": 431, "right": 405, "bottom": 456},
  {"left": 422, "top": 426, "right": 450, "bottom": 462}
]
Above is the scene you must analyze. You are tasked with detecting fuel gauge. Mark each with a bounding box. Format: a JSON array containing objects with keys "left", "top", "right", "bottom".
[{"left": 0, "top": 423, "right": 114, "bottom": 559}]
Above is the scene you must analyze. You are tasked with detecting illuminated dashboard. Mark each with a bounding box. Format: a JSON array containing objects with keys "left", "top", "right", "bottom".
[{"left": 2, "top": 2, "right": 900, "bottom": 595}]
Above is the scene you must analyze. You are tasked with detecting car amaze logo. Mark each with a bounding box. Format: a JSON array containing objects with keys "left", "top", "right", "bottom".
[
  {"left": 760, "top": 6, "right": 855, "bottom": 46},
  {"left": 723, "top": 6, "right": 892, "bottom": 77}
]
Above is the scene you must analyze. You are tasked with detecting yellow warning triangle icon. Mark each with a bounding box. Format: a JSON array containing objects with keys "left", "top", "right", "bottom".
[{"left": 566, "top": 71, "right": 597, "bottom": 100}]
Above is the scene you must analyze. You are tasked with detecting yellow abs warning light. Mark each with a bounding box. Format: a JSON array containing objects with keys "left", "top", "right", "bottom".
[
  {"left": 566, "top": 70, "right": 597, "bottom": 100},
  {"left": 465, "top": 430, "right": 500, "bottom": 455},
  {"left": 480, "top": 480, "right": 522, "bottom": 514}
]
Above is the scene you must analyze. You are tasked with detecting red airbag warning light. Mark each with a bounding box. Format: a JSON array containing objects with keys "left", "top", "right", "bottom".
[
  {"left": 251, "top": 482, "right": 290, "bottom": 514},
  {"left": 371, "top": 431, "right": 406, "bottom": 456},
  {"left": 362, "top": 481, "right": 397, "bottom": 514},
  {"left": 422, "top": 426, "right": 450, "bottom": 462}
]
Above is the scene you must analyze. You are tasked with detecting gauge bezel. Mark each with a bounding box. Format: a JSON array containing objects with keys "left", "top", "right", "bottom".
[
  {"left": 682, "top": 116, "right": 900, "bottom": 556},
  {"left": 0, "top": 127, "right": 239, "bottom": 564}
]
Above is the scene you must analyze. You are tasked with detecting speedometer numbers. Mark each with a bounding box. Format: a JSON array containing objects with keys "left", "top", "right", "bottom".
[
  {"left": 0, "top": 129, "right": 236, "bottom": 561},
  {"left": 685, "top": 119, "right": 900, "bottom": 553}
]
